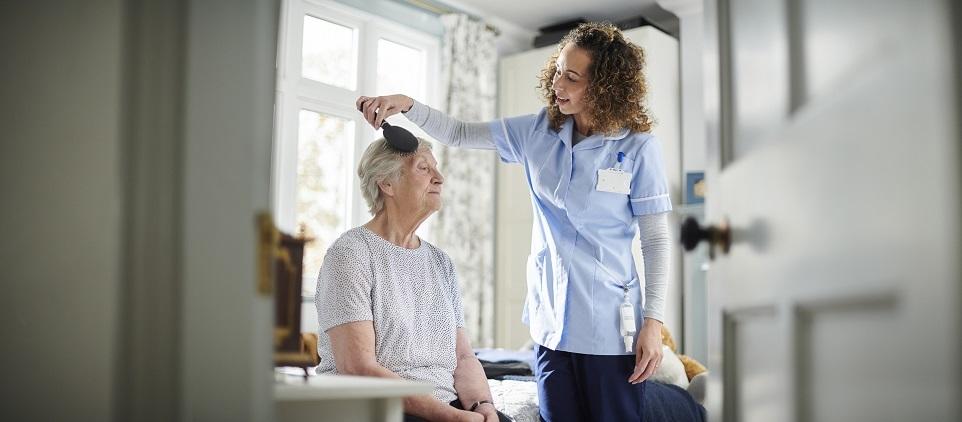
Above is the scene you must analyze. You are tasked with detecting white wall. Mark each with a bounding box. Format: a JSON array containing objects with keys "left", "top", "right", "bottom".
[
  {"left": 677, "top": 14, "right": 705, "bottom": 176},
  {"left": 0, "top": 1, "right": 124, "bottom": 419}
]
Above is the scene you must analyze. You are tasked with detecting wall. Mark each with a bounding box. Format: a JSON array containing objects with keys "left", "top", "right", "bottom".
[
  {"left": 0, "top": 1, "right": 124, "bottom": 419},
  {"left": 677, "top": 13, "right": 705, "bottom": 176}
]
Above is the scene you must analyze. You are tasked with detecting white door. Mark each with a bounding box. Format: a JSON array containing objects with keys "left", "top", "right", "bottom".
[{"left": 698, "top": 1, "right": 961, "bottom": 421}]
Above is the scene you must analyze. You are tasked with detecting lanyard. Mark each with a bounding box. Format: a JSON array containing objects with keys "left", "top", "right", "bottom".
[{"left": 619, "top": 284, "right": 636, "bottom": 352}]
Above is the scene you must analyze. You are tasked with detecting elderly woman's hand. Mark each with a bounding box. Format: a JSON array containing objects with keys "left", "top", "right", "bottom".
[
  {"left": 476, "top": 403, "right": 499, "bottom": 422},
  {"left": 452, "top": 409, "right": 485, "bottom": 422},
  {"left": 356, "top": 94, "right": 414, "bottom": 129}
]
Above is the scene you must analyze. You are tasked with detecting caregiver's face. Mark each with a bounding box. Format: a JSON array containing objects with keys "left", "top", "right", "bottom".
[{"left": 552, "top": 42, "right": 592, "bottom": 116}]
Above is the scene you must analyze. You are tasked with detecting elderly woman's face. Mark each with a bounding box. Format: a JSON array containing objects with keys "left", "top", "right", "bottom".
[
  {"left": 552, "top": 43, "right": 592, "bottom": 116},
  {"left": 393, "top": 149, "right": 443, "bottom": 214}
]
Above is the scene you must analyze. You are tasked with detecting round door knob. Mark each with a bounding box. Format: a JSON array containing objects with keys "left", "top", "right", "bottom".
[{"left": 680, "top": 216, "right": 731, "bottom": 260}]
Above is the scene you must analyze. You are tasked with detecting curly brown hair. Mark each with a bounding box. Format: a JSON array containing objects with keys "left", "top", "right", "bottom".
[{"left": 538, "top": 22, "right": 654, "bottom": 135}]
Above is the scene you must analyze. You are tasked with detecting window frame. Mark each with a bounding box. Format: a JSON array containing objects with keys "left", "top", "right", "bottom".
[{"left": 273, "top": 0, "right": 441, "bottom": 297}]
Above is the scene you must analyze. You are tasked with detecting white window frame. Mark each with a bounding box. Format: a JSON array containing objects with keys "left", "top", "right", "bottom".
[{"left": 272, "top": 0, "right": 440, "bottom": 291}]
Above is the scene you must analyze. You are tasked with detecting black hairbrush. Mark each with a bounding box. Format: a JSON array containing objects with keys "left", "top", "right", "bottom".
[{"left": 358, "top": 104, "right": 418, "bottom": 154}]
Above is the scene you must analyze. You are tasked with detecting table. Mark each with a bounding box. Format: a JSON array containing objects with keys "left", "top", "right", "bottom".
[{"left": 275, "top": 373, "right": 433, "bottom": 422}]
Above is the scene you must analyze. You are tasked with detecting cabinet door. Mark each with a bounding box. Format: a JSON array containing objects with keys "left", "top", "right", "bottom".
[{"left": 495, "top": 46, "right": 549, "bottom": 348}]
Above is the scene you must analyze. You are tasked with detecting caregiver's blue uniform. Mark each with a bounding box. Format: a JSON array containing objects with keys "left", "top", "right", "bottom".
[
  {"left": 489, "top": 108, "right": 671, "bottom": 355},
  {"left": 489, "top": 108, "right": 672, "bottom": 422}
]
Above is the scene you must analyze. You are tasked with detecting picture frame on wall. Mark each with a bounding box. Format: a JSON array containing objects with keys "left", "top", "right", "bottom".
[{"left": 685, "top": 171, "right": 705, "bottom": 204}]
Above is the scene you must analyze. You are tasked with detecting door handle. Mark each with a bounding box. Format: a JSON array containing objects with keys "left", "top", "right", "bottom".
[{"left": 680, "top": 216, "right": 731, "bottom": 260}]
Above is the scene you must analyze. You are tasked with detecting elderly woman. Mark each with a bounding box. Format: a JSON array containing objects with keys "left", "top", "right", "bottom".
[{"left": 314, "top": 138, "right": 510, "bottom": 422}]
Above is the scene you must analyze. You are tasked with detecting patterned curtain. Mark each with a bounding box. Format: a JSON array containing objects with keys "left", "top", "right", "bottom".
[{"left": 432, "top": 14, "right": 498, "bottom": 347}]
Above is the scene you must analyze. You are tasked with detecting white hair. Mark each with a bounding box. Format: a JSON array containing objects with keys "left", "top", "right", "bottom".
[{"left": 357, "top": 137, "right": 432, "bottom": 215}]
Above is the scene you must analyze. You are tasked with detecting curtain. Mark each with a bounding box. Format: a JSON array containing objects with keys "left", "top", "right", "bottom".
[{"left": 432, "top": 13, "right": 498, "bottom": 347}]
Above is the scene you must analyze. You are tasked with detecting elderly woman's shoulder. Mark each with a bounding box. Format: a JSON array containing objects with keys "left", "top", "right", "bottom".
[
  {"left": 420, "top": 240, "right": 456, "bottom": 273},
  {"left": 323, "top": 227, "right": 372, "bottom": 257}
]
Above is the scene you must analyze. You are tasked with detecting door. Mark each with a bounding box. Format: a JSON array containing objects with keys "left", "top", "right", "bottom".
[{"left": 700, "top": 1, "right": 961, "bottom": 421}]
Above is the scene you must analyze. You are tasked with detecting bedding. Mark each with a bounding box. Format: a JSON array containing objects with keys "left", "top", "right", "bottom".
[{"left": 487, "top": 378, "right": 541, "bottom": 422}]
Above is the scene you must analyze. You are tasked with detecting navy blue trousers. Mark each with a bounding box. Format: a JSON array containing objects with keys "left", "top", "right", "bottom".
[{"left": 536, "top": 345, "right": 648, "bottom": 422}]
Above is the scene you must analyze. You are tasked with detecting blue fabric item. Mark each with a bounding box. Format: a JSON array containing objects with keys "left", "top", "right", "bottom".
[
  {"left": 489, "top": 109, "right": 672, "bottom": 355},
  {"left": 499, "top": 374, "right": 537, "bottom": 382},
  {"left": 535, "top": 345, "right": 705, "bottom": 422},
  {"left": 642, "top": 382, "right": 707, "bottom": 422}
]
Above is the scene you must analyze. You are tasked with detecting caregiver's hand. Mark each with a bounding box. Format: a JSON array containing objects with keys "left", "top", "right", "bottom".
[
  {"left": 628, "top": 317, "right": 663, "bottom": 384},
  {"left": 356, "top": 94, "right": 414, "bottom": 129}
]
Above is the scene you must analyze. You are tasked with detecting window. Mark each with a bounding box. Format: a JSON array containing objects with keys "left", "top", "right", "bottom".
[
  {"left": 273, "top": 0, "right": 440, "bottom": 308},
  {"left": 301, "top": 15, "right": 357, "bottom": 89},
  {"left": 295, "top": 110, "right": 353, "bottom": 280}
]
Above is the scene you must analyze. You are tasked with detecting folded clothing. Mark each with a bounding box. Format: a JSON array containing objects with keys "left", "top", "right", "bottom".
[{"left": 476, "top": 347, "right": 537, "bottom": 379}]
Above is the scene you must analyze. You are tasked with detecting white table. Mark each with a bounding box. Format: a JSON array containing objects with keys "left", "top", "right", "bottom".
[{"left": 275, "top": 373, "right": 434, "bottom": 422}]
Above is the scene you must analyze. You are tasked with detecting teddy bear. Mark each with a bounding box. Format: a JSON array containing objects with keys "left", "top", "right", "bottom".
[{"left": 649, "top": 325, "right": 709, "bottom": 404}]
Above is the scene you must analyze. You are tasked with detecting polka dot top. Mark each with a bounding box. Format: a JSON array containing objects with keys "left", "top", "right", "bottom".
[{"left": 314, "top": 226, "right": 465, "bottom": 403}]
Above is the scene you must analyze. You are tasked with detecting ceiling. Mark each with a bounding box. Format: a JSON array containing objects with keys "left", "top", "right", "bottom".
[{"left": 443, "top": 0, "right": 676, "bottom": 35}]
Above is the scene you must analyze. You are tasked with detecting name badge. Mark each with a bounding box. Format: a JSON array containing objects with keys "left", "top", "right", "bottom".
[{"left": 597, "top": 168, "right": 631, "bottom": 194}]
